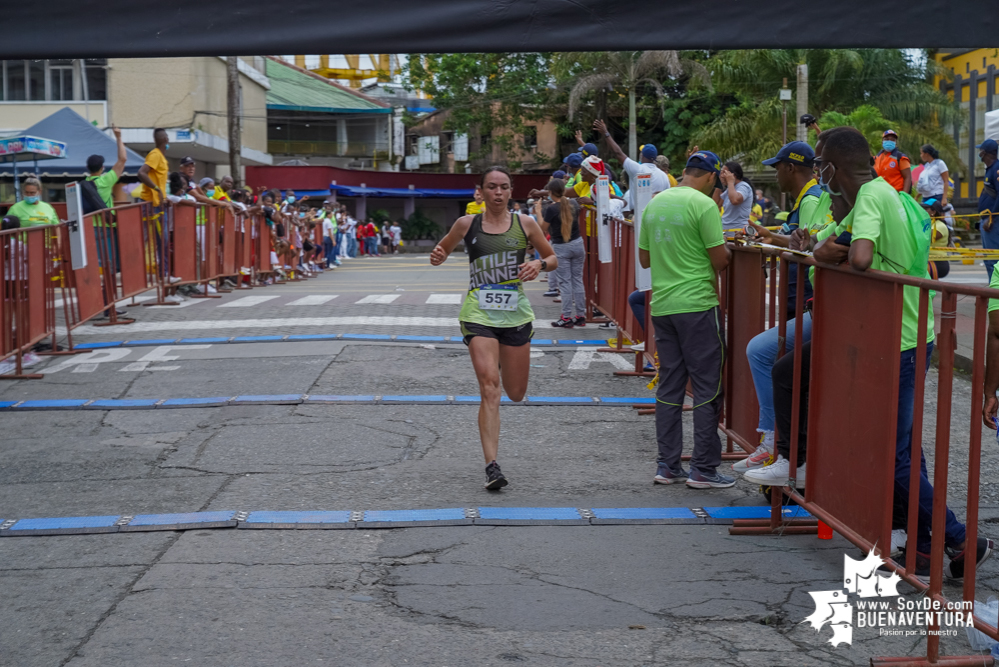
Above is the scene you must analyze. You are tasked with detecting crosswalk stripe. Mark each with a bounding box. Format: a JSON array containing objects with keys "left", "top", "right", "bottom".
[
  {"left": 287, "top": 295, "right": 339, "bottom": 306},
  {"left": 219, "top": 296, "right": 281, "bottom": 308},
  {"left": 355, "top": 294, "right": 401, "bottom": 304},
  {"left": 426, "top": 293, "right": 463, "bottom": 305}
]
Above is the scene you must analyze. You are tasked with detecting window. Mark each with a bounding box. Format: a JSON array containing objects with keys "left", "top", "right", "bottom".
[
  {"left": 49, "top": 60, "right": 73, "bottom": 100},
  {"left": 523, "top": 126, "right": 537, "bottom": 150},
  {"left": 0, "top": 59, "right": 107, "bottom": 102}
]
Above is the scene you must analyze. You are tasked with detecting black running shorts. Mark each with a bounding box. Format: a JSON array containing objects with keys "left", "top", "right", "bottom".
[{"left": 460, "top": 321, "right": 533, "bottom": 347}]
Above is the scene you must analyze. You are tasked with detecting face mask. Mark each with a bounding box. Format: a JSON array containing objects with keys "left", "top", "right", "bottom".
[
  {"left": 165, "top": 143, "right": 170, "bottom": 151},
  {"left": 205, "top": 189, "right": 215, "bottom": 197},
  {"left": 882, "top": 140, "right": 896, "bottom": 151},
  {"left": 287, "top": 196, "right": 296, "bottom": 203},
  {"left": 817, "top": 163, "right": 841, "bottom": 197},
  {"left": 299, "top": 212, "right": 306, "bottom": 218},
  {"left": 25, "top": 195, "right": 39, "bottom": 204}
]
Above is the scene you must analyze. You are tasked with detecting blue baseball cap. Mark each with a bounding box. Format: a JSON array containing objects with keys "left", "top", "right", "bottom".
[
  {"left": 883, "top": 129, "right": 898, "bottom": 138},
  {"left": 580, "top": 143, "right": 599, "bottom": 157},
  {"left": 640, "top": 144, "right": 658, "bottom": 160},
  {"left": 564, "top": 153, "right": 583, "bottom": 168},
  {"left": 977, "top": 138, "right": 999, "bottom": 154},
  {"left": 551, "top": 170, "right": 567, "bottom": 179},
  {"left": 761, "top": 141, "right": 815, "bottom": 167},
  {"left": 685, "top": 150, "right": 722, "bottom": 173}
]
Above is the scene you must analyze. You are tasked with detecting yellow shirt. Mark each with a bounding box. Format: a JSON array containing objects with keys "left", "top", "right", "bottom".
[
  {"left": 213, "top": 188, "right": 231, "bottom": 202},
  {"left": 667, "top": 173, "right": 678, "bottom": 188},
  {"left": 139, "top": 148, "right": 168, "bottom": 206},
  {"left": 465, "top": 201, "right": 485, "bottom": 215}
]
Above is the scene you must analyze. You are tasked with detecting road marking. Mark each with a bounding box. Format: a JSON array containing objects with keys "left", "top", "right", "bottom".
[
  {"left": 219, "top": 296, "right": 281, "bottom": 308},
  {"left": 568, "top": 347, "right": 636, "bottom": 371},
  {"left": 119, "top": 345, "right": 212, "bottom": 372},
  {"left": 45, "top": 348, "right": 132, "bottom": 373},
  {"left": 147, "top": 299, "right": 207, "bottom": 309},
  {"left": 287, "top": 295, "right": 338, "bottom": 306},
  {"left": 72, "top": 318, "right": 595, "bottom": 335},
  {"left": 355, "top": 294, "right": 401, "bottom": 304},
  {"left": 426, "top": 293, "right": 463, "bottom": 304}
]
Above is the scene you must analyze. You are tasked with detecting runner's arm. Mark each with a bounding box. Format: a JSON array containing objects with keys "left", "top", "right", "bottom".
[
  {"left": 430, "top": 215, "right": 472, "bottom": 265},
  {"left": 518, "top": 215, "right": 557, "bottom": 281},
  {"left": 986, "top": 310, "right": 999, "bottom": 429}
]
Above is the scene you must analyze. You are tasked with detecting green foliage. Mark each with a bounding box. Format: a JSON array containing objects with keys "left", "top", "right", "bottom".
[
  {"left": 691, "top": 49, "right": 963, "bottom": 172},
  {"left": 370, "top": 209, "right": 394, "bottom": 226},
  {"left": 402, "top": 53, "right": 553, "bottom": 160},
  {"left": 400, "top": 209, "right": 441, "bottom": 241}
]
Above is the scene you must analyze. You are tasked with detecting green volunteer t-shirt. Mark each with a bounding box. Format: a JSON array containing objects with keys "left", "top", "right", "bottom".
[
  {"left": 6, "top": 199, "right": 59, "bottom": 227},
  {"left": 639, "top": 186, "right": 725, "bottom": 316},
  {"left": 847, "top": 177, "right": 935, "bottom": 351},
  {"left": 988, "top": 269, "right": 999, "bottom": 313},
  {"left": 86, "top": 170, "right": 118, "bottom": 208}
]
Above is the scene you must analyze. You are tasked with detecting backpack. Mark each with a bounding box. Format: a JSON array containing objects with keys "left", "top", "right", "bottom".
[
  {"left": 897, "top": 191, "right": 931, "bottom": 277},
  {"left": 79, "top": 178, "right": 107, "bottom": 215}
]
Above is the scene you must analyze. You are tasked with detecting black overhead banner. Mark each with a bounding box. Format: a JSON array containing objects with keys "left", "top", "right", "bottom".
[{"left": 3, "top": 0, "right": 997, "bottom": 59}]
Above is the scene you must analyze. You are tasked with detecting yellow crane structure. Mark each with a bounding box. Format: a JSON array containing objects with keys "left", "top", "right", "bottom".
[{"left": 294, "top": 55, "right": 400, "bottom": 89}]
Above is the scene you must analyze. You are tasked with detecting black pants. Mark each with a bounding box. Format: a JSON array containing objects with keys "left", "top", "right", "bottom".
[{"left": 772, "top": 341, "right": 811, "bottom": 464}]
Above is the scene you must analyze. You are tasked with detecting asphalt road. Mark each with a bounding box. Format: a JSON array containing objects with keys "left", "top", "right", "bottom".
[{"left": 1, "top": 255, "right": 997, "bottom": 666}]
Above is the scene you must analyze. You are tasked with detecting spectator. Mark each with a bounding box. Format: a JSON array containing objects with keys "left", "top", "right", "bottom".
[
  {"left": 654, "top": 155, "right": 679, "bottom": 188},
  {"left": 639, "top": 150, "right": 734, "bottom": 489},
  {"left": 178, "top": 156, "right": 197, "bottom": 194},
  {"left": 281, "top": 189, "right": 306, "bottom": 215},
  {"left": 137, "top": 128, "right": 169, "bottom": 207},
  {"left": 874, "top": 130, "right": 912, "bottom": 193},
  {"left": 85, "top": 124, "right": 127, "bottom": 209},
  {"left": 7, "top": 177, "right": 58, "bottom": 227},
  {"left": 364, "top": 218, "right": 380, "bottom": 256},
  {"left": 465, "top": 188, "right": 485, "bottom": 216},
  {"left": 563, "top": 152, "right": 584, "bottom": 188},
  {"left": 592, "top": 119, "right": 670, "bottom": 212},
  {"left": 916, "top": 144, "right": 949, "bottom": 207},
  {"left": 343, "top": 213, "right": 358, "bottom": 258},
  {"left": 389, "top": 220, "right": 402, "bottom": 253},
  {"left": 380, "top": 221, "right": 391, "bottom": 252},
  {"left": 542, "top": 179, "right": 585, "bottom": 328},
  {"left": 978, "top": 139, "right": 999, "bottom": 279},
  {"left": 551, "top": 170, "right": 567, "bottom": 181},
  {"left": 214, "top": 175, "right": 234, "bottom": 202},
  {"left": 321, "top": 206, "right": 337, "bottom": 268},
  {"left": 718, "top": 161, "right": 754, "bottom": 232}
]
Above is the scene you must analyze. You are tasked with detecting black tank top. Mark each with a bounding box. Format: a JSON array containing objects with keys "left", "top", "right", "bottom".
[{"left": 463, "top": 213, "right": 528, "bottom": 290}]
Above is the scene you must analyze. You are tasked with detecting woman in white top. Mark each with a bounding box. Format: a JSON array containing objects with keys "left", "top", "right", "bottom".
[{"left": 916, "top": 144, "right": 949, "bottom": 207}]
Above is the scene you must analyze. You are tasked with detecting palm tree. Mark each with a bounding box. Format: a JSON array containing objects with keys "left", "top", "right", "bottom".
[
  {"left": 691, "top": 49, "right": 962, "bottom": 171},
  {"left": 556, "top": 51, "right": 708, "bottom": 160}
]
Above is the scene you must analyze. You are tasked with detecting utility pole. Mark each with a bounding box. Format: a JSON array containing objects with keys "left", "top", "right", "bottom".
[
  {"left": 796, "top": 64, "right": 809, "bottom": 143},
  {"left": 779, "top": 78, "right": 791, "bottom": 210},
  {"left": 227, "top": 56, "right": 242, "bottom": 188}
]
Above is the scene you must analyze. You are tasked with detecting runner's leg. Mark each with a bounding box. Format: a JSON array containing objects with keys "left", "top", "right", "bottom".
[
  {"left": 468, "top": 336, "right": 502, "bottom": 463},
  {"left": 498, "top": 341, "right": 531, "bottom": 402}
]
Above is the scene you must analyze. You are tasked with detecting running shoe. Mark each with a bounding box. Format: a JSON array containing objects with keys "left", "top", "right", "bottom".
[
  {"left": 742, "top": 456, "right": 806, "bottom": 487},
  {"left": 654, "top": 463, "right": 688, "bottom": 485},
  {"left": 890, "top": 529, "right": 908, "bottom": 558},
  {"left": 732, "top": 431, "right": 774, "bottom": 472},
  {"left": 543, "top": 290, "right": 559, "bottom": 298},
  {"left": 946, "top": 537, "right": 994, "bottom": 579},
  {"left": 574, "top": 316, "right": 586, "bottom": 327},
  {"left": 551, "top": 316, "right": 574, "bottom": 328},
  {"left": 485, "top": 461, "right": 508, "bottom": 490},
  {"left": 686, "top": 469, "right": 737, "bottom": 489}
]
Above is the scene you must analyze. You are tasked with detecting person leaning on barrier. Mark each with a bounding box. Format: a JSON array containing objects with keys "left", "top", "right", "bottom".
[
  {"left": 639, "top": 150, "right": 734, "bottom": 489},
  {"left": 977, "top": 139, "right": 999, "bottom": 280},
  {"left": 137, "top": 128, "right": 169, "bottom": 207},
  {"left": 757, "top": 126, "right": 992, "bottom": 580},
  {"left": 6, "top": 177, "right": 58, "bottom": 227},
  {"left": 734, "top": 140, "right": 830, "bottom": 475}
]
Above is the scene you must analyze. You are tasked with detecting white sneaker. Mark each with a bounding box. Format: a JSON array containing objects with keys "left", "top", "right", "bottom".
[
  {"left": 21, "top": 352, "right": 42, "bottom": 367},
  {"left": 732, "top": 431, "right": 774, "bottom": 472},
  {"left": 206, "top": 284, "right": 218, "bottom": 294},
  {"left": 630, "top": 342, "right": 645, "bottom": 352},
  {"left": 742, "top": 455, "right": 805, "bottom": 487},
  {"left": 890, "top": 529, "right": 907, "bottom": 557},
  {"left": 168, "top": 275, "right": 182, "bottom": 284},
  {"left": 165, "top": 294, "right": 184, "bottom": 303}
]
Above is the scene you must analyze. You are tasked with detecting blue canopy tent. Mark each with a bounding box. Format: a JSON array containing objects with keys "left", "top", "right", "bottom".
[{"left": 0, "top": 107, "right": 146, "bottom": 199}]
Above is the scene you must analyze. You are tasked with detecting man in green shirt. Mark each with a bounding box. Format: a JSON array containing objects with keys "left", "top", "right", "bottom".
[
  {"left": 639, "top": 150, "right": 734, "bottom": 489},
  {"left": 85, "top": 124, "right": 127, "bottom": 209}
]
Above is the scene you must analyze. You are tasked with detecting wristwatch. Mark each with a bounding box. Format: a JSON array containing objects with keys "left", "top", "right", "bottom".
[{"left": 539, "top": 260, "right": 548, "bottom": 271}]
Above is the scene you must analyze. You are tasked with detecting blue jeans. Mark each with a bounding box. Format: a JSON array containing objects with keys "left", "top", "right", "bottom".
[
  {"left": 628, "top": 289, "right": 646, "bottom": 333},
  {"left": 347, "top": 236, "right": 357, "bottom": 258},
  {"left": 365, "top": 237, "right": 379, "bottom": 255},
  {"left": 895, "top": 342, "right": 966, "bottom": 553},
  {"left": 323, "top": 237, "right": 335, "bottom": 265},
  {"left": 746, "top": 313, "right": 812, "bottom": 433},
  {"left": 983, "top": 218, "right": 999, "bottom": 280}
]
